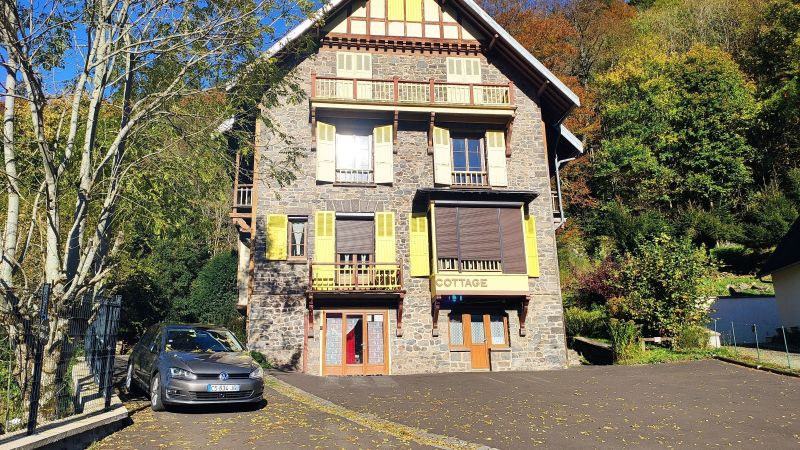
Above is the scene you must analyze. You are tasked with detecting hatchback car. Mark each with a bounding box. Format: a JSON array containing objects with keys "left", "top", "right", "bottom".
[{"left": 126, "top": 324, "right": 264, "bottom": 411}]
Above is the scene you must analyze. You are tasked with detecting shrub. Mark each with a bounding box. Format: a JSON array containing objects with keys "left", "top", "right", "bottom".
[
  {"left": 564, "top": 307, "right": 607, "bottom": 338},
  {"left": 608, "top": 319, "right": 642, "bottom": 363},
  {"left": 672, "top": 324, "right": 709, "bottom": 351},
  {"left": 250, "top": 351, "right": 274, "bottom": 369}
]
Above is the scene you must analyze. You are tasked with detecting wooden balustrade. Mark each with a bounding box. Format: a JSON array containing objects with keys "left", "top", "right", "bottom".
[
  {"left": 310, "top": 262, "right": 403, "bottom": 292},
  {"left": 437, "top": 258, "right": 502, "bottom": 272},
  {"left": 551, "top": 189, "right": 562, "bottom": 218},
  {"left": 451, "top": 170, "right": 488, "bottom": 187},
  {"left": 234, "top": 184, "right": 253, "bottom": 208},
  {"left": 312, "top": 75, "right": 514, "bottom": 107}
]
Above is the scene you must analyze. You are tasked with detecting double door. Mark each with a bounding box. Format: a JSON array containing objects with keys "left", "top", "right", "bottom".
[{"left": 323, "top": 310, "right": 388, "bottom": 375}]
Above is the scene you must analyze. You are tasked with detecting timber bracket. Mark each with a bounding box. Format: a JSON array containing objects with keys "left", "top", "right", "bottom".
[
  {"left": 431, "top": 295, "right": 441, "bottom": 337},
  {"left": 519, "top": 295, "right": 530, "bottom": 337},
  {"left": 397, "top": 293, "right": 404, "bottom": 337}
]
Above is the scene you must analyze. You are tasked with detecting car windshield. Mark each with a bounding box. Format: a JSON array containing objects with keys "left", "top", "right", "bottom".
[{"left": 164, "top": 328, "right": 244, "bottom": 353}]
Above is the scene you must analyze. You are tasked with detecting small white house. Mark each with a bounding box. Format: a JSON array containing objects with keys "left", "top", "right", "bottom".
[{"left": 760, "top": 217, "right": 800, "bottom": 327}]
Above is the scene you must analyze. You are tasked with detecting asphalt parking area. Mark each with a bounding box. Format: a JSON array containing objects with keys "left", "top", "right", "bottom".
[{"left": 275, "top": 359, "right": 800, "bottom": 449}]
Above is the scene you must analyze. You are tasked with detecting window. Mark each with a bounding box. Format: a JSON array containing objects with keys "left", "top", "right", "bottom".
[
  {"left": 451, "top": 135, "right": 486, "bottom": 186},
  {"left": 335, "top": 129, "right": 373, "bottom": 183},
  {"left": 288, "top": 217, "right": 307, "bottom": 259},
  {"left": 448, "top": 313, "right": 508, "bottom": 348}
]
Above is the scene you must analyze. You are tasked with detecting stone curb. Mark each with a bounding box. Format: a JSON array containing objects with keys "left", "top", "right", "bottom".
[
  {"left": 714, "top": 356, "right": 800, "bottom": 378},
  {"left": 266, "top": 375, "right": 496, "bottom": 450},
  {"left": 0, "top": 397, "right": 128, "bottom": 450}
]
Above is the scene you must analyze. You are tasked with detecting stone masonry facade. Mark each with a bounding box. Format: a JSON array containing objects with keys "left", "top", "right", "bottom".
[{"left": 247, "top": 45, "right": 568, "bottom": 375}]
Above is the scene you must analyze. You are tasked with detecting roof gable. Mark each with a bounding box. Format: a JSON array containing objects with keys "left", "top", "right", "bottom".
[
  {"left": 760, "top": 216, "right": 800, "bottom": 276},
  {"left": 265, "top": 0, "right": 580, "bottom": 120}
]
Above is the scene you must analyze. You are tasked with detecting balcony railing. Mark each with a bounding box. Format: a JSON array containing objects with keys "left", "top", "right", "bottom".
[
  {"left": 234, "top": 184, "right": 253, "bottom": 208},
  {"left": 310, "top": 262, "right": 402, "bottom": 292},
  {"left": 451, "top": 170, "right": 488, "bottom": 187},
  {"left": 437, "top": 258, "right": 502, "bottom": 272},
  {"left": 312, "top": 75, "right": 514, "bottom": 108},
  {"left": 335, "top": 168, "right": 374, "bottom": 184},
  {"left": 551, "top": 189, "right": 562, "bottom": 218}
]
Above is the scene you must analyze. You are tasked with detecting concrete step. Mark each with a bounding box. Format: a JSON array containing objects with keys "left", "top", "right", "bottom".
[{"left": 566, "top": 347, "right": 583, "bottom": 366}]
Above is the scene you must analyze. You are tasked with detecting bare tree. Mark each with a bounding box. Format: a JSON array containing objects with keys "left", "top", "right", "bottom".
[{"left": 0, "top": 0, "right": 311, "bottom": 407}]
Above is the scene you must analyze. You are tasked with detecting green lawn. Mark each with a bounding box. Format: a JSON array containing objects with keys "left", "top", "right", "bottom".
[{"left": 705, "top": 273, "right": 774, "bottom": 297}]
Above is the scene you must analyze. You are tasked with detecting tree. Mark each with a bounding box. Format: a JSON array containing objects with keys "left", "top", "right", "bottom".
[
  {"left": 182, "top": 251, "right": 240, "bottom": 335},
  {"left": 614, "top": 234, "right": 716, "bottom": 336},
  {"left": 594, "top": 44, "right": 756, "bottom": 211},
  {"left": 0, "top": 0, "right": 312, "bottom": 409}
]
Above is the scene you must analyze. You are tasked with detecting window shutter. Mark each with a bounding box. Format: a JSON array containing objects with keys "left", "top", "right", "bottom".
[
  {"left": 446, "top": 58, "right": 481, "bottom": 83},
  {"left": 499, "top": 208, "right": 526, "bottom": 274},
  {"left": 486, "top": 131, "right": 508, "bottom": 187},
  {"left": 409, "top": 213, "right": 430, "bottom": 276},
  {"left": 375, "top": 212, "right": 396, "bottom": 265},
  {"left": 373, "top": 125, "right": 393, "bottom": 184},
  {"left": 266, "top": 214, "right": 288, "bottom": 260},
  {"left": 458, "top": 208, "right": 501, "bottom": 261},
  {"left": 406, "top": 0, "right": 422, "bottom": 22},
  {"left": 336, "top": 218, "right": 375, "bottom": 254},
  {"left": 313, "top": 211, "right": 335, "bottom": 287},
  {"left": 336, "top": 52, "right": 371, "bottom": 78},
  {"left": 433, "top": 127, "right": 451, "bottom": 185},
  {"left": 434, "top": 206, "right": 458, "bottom": 259},
  {"left": 316, "top": 122, "right": 336, "bottom": 182},
  {"left": 388, "top": 0, "right": 404, "bottom": 21},
  {"left": 523, "top": 214, "right": 540, "bottom": 277}
]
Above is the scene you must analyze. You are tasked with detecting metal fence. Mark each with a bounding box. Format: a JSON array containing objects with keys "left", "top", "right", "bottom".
[
  {"left": 709, "top": 318, "right": 800, "bottom": 370},
  {"left": 1, "top": 285, "right": 121, "bottom": 437}
]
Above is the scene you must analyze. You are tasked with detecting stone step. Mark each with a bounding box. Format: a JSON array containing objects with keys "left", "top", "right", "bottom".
[{"left": 566, "top": 347, "right": 583, "bottom": 367}]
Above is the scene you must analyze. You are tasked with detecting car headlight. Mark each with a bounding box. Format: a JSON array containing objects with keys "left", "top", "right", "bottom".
[
  {"left": 169, "top": 367, "right": 197, "bottom": 380},
  {"left": 249, "top": 366, "right": 264, "bottom": 379}
]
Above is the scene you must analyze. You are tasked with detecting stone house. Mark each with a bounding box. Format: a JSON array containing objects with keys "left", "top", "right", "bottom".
[{"left": 230, "top": 0, "right": 584, "bottom": 375}]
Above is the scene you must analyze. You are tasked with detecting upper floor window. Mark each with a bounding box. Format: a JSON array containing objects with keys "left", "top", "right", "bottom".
[
  {"left": 288, "top": 217, "right": 308, "bottom": 259},
  {"left": 451, "top": 135, "right": 486, "bottom": 187},
  {"left": 316, "top": 122, "right": 394, "bottom": 185},
  {"left": 336, "top": 128, "right": 373, "bottom": 184}
]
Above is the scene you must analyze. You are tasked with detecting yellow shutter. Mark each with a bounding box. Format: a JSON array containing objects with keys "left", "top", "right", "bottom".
[
  {"left": 409, "top": 213, "right": 430, "bottom": 277},
  {"left": 524, "top": 214, "right": 540, "bottom": 277},
  {"left": 373, "top": 125, "right": 394, "bottom": 184},
  {"left": 375, "top": 212, "right": 396, "bottom": 262},
  {"left": 433, "top": 126, "right": 451, "bottom": 185},
  {"left": 486, "top": 131, "right": 508, "bottom": 187},
  {"left": 316, "top": 122, "right": 336, "bottom": 182},
  {"left": 313, "top": 211, "right": 336, "bottom": 287},
  {"left": 388, "top": 0, "right": 404, "bottom": 20},
  {"left": 266, "top": 214, "right": 288, "bottom": 260},
  {"left": 406, "top": 0, "right": 422, "bottom": 22}
]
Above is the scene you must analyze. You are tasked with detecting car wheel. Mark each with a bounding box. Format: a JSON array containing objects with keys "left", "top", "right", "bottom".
[
  {"left": 150, "top": 373, "right": 165, "bottom": 412},
  {"left": 125, "top": 362, "right": 135, "bottom": 394}
]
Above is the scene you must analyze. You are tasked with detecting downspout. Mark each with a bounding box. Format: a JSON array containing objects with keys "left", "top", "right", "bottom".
[{"left": 550, "top": 104, "right": 576, "bottom": 230}]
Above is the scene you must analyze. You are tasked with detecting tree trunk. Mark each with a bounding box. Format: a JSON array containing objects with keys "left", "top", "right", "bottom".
[{"left": 2, "top": 58, "right": 19, "bottom": 286}]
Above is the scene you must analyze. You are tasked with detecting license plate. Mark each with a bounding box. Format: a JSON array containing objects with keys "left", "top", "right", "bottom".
[{"left": 207, "top": 384, "right": 240, "bottom": 392}]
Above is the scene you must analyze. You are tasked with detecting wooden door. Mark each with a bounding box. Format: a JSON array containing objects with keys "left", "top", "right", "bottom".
[
  {"left": 323, "top": 310, "right": 388, "bottom": 376},
  {"left": 467, "top": 314, "right": 490, "bottom": 369}
]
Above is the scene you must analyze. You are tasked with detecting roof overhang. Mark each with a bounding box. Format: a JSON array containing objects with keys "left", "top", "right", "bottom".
[
  {"left": 257, "top": 0, "right": 580, "bottom": 121},
  {"left": 413, "top": 188, "right": 538, "bottom": 209},
  {"left": 758, "top": 216, "right": 800, "bottom": 277},
  {"left": 557, "top": 125, "right": 584, "bottom": 162}
]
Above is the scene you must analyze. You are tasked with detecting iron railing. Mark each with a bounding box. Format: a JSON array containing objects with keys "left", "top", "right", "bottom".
[
  {"left": 312, "top": 75, "right": 515, "bottom": 108},
  {"left": 310, "top": 262, "right": 402, "bottom": 292}
]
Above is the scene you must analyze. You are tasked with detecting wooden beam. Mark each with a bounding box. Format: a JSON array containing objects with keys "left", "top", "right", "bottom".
[
  {"left": 488, "top": 33, "right": 498, "bottom": 51},
  {"left": 397, "top": 294, "right": 405, "bottom": 337},
  {"left": 310, "top": 107, "right": 317, "bottom": 150},
  {"left": 505, "top": 120, "right": 513, "bottom": 157},
  {"left": 393, "top": 110, "right": 399, "bottom": 147},
  {"left": 432, "top": 295, "right": 441, "bottom": 337},
  {"left": 307, "top": 294, "right": 315, "bottom": 338},
  {"left": 519, "top": 295, "right": 530, "bottom": 337},
  {"left": 537, "top": 80, "right": 551, "bottom": 99},
  {"left": 428, "top": 112, "right": 435, "bottom": 155}
]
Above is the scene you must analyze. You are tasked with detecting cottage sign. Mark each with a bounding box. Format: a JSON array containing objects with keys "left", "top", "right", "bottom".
[{"left": 431, "top": 273, "right": 529, "bottom": 296}]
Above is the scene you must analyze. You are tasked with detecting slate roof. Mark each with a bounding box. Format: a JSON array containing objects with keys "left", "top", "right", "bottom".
[{"left": 760, "top": 216, "right": 800, "bottom": 276}]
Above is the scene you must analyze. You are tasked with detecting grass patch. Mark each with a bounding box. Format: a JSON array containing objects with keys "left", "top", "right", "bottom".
[
  {"left": 717, "top": 350, "right": 800, "bottom": 375},
  {"left": 705, "top": 273, "right": 774, "bottom": 297},
  {"left": 615, "top": 346, "right": 741, "bottom": 365}
]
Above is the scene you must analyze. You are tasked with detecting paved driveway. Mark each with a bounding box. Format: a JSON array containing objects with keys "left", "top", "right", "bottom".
[{"left": 275, "top": 360, "right": 800, "bottom": 449}]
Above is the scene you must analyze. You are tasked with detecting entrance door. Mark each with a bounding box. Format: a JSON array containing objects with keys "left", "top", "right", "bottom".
[
  {"left": 323, "top": 311, "right": 388, "bottom": 376},
  {"left": 468, "top": 314, "right": 490, "bottom": 369}
]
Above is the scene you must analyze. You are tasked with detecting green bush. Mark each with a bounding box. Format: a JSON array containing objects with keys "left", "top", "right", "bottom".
[
  {"left": 672, "top": 324, "right": 709, "bottom": 351},
  {"left": 608, "top": 319, "right": 642, "bottom": 363},
  {"left": 250, "top": 351, "right": 274, "bottom": 369},
  {"left": 564, "top": 307, "right": 607, "bottom": 338}
]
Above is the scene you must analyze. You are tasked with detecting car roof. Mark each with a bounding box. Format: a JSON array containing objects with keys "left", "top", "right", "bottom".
[{"left": 162, "top": 323, "right": 229, "bottom": 331}]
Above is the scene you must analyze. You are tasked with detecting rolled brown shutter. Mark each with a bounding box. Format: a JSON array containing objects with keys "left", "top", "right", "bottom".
[
  {"left": 458, "top": 207, "right": 501, "bottom": 261},
  {"left": 336, "top": 218, "right": 375, "bottom": 254},
  {"left": 499, "top": 208, "right": 526, "bottom": 273},
  {"left": 435, "top": 207, "right": 459, "bottom": 259}
]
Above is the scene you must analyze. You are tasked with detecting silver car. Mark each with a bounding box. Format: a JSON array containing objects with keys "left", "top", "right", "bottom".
[{"left": 125, "top": 324, "right": 264, "bottom": 411}]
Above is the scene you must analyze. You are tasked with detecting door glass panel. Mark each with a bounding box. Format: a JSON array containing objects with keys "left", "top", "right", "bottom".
[
  {"left": 490, "top": 314, "right": 505, "bottom": 345},
  {"left": 367, "top": 314, "right": 384, "bottom": 364},
  {"left": 326, "top": 314, "right": 342, "bottom": 365},
  {"left": 449, "top": 314, "right": 464, "bottom": 345},
  {"left": 470, "top": 314, "right": 485, "bottom": 344},
  {"left": 346, "top": 315, "right": 364, "bottom": 364}
]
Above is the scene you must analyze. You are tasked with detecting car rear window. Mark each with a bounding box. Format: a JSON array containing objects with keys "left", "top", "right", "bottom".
[{"left": 165, "top": 328, "right": 244, "bottom": 353}]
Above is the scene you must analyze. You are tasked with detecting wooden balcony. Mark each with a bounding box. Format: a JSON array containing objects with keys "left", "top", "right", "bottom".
[
  {"left": 234, "top": 184, "right": 253, "bottom": 208},
  {"left": 551, "top": 189, "right": 562, "bottom": 220},
  {"left": 311, "top": 75, "right": 516, "bottom": 115},
  {"left": 451, "top": 170, "right": 488, "bottom": 187},
  {"left": 437, "top": 258, "right": 502, "bottom": 273},
  {"left": 309, "top": 262, "right": 403, "bottom": 293}
]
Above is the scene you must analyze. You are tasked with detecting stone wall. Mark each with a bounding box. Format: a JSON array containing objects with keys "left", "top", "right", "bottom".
[{"left": 249, "top": 45, "right": 567, "bottom": 374}]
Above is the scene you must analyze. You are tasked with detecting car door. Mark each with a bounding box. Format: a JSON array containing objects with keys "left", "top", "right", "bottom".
[
  {"left": 139, "top": 328, "right": 163, "bottom": 385},
  {"left": 132, "top": 326, "right": 156, "bottom": 384}
]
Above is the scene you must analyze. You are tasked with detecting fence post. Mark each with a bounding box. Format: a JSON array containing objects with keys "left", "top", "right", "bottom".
[
  {"left": 27, "top": 283, "right": 50, "bottom": 436},
  {"left": 782, "top": 326, "right": 791, "bottom": 370},
  {"left": 731, "top": 321, "right": 737, "bottom": 352},
  {"left": 103, "top": 295, "right": 122, "bottom": 410},
  {"left": 753, "top": 324, "right": 760, "bottom": 363}
]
